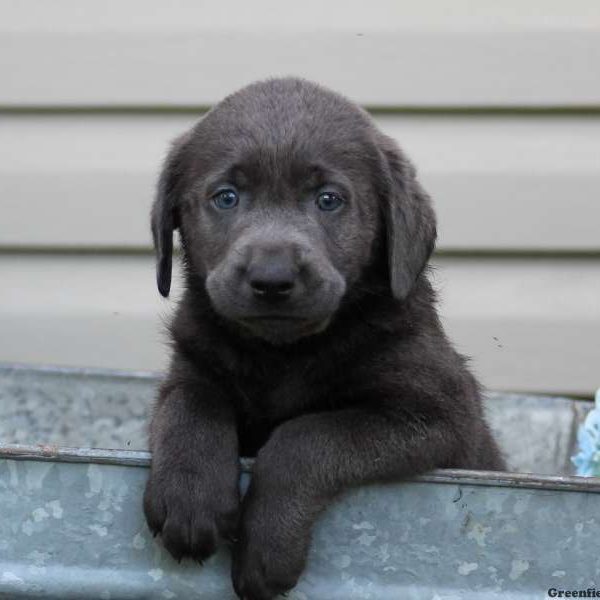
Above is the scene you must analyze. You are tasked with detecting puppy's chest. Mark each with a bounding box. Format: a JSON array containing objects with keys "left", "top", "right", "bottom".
[
  {"left": 232, "top": 366, "right": 338, "bottom": 456},
  {"left": 235, "top": 369, "right": 313, "bottom": 422}
]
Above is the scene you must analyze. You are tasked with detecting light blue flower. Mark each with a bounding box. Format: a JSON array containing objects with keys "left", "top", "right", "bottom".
[{"left": 572, "top": 389, "right": 600, "bottom": 477}]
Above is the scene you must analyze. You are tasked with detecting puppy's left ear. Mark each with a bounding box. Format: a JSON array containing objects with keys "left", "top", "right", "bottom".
[
  {"left": 377, "top": 134, "right": 437, "bottom": 300},
  {"left": 151, "top": 131, "right": 192, "bottom": 297}
]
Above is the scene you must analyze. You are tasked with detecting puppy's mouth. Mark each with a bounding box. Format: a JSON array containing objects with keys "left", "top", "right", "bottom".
[
  {"left": 236, "top": 314, "right": 332, "bottom": 344},
  {"left": 241, "top": 315, "right": 307, "bottom": 323}
]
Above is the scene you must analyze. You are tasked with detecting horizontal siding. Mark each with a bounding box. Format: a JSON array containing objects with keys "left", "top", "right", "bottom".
[
  {"left": 2, "top": 113, "right": 599, "bottom": 251},
  {"left": 1, "top": 254, "right": 599, "bottom": 395},
  {"left": 1, "top": 1, "right": 600, "bottom": 107},
  {"left": 2, "top": 1, "right": 599, "bottom": 395}
]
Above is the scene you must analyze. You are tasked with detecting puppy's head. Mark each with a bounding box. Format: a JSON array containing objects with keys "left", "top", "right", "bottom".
[{"left": 152, "top": 78, "right": 436, "bottom": 344}]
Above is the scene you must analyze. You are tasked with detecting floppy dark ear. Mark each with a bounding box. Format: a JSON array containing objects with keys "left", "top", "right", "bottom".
[
  {"left": 151, "top": 132, "right": 192, "bottom": 297},
  {"left": 377, "top": 135, "right": 437, "bottom": 300}
]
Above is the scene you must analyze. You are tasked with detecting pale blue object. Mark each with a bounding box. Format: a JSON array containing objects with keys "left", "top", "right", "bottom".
[{"left": 572, "top": 389, "right": 600, "bottom": 477}]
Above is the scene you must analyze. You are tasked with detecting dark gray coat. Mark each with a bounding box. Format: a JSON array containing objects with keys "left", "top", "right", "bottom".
[{"left": 144, "top": 77, "right": 505, "bottom": 600}]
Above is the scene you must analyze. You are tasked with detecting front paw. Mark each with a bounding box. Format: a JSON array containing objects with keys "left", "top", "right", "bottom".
[
  {"left": 143, "top": 466, "right": 239, "bottom": 563},
  {"left": 231, "top": 494, "right": 310, "bottom": 600}
]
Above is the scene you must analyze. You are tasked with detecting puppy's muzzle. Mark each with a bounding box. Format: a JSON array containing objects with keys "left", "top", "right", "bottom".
[{"left": 205, "top": 230, "right": 346, "bottom": 343}]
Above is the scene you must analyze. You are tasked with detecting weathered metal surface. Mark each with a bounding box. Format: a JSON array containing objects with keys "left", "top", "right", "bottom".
[
  {"left": 1, "top": 449, "right": 600, "bottom": 599},
  {"left": 0, "top": 363, "right": 599, "bottom": 599},
  {"left": 0, "top": 363, "right": 156, "bottom": 451}
]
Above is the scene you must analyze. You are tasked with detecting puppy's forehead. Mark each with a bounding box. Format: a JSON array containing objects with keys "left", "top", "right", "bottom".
[
  {"left": 194, "top": 78, "right": 376, "bottom": 180},
  {"left": 220, "top": 159, "right": 348, "bottom": 193}
]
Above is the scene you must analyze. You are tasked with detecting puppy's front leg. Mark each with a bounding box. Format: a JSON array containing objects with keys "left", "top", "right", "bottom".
[
  {"left": 144, "top": 372, "right": 239, "bottom": 563},
  {"left": 232, "top": 408, "right": 456, "bottom": 600}
]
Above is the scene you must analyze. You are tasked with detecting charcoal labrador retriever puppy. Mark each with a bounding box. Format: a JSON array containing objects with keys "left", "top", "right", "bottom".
[{"left": 144, "top": 77, "right": 505, "bottom": 599}]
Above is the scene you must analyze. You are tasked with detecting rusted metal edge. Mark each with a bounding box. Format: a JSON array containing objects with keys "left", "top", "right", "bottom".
[
  {"left": 2, "top": 443, "right": 599, "bottom": 494},
  {"left": 0, "top": 444, "right": 152, "bottom": 467}
]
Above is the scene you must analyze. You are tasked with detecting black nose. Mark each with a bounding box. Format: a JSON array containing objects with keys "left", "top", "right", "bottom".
[
  {"left": 247, "top": 251, "right": 297, "bottom": 301},
  {"left": 250, "top": 278, "right": 294, "bottom": 300},
  {"left": 249, "top": 268, "right": 295, "bottom": 300}
]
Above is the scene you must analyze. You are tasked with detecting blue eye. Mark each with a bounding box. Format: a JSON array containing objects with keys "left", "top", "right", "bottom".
[
  {"left": 316, "top": 191, "right": 344, "bottom": 211},
  {"left": 213, "top": 189, "right": 239, "bottom": 210}
]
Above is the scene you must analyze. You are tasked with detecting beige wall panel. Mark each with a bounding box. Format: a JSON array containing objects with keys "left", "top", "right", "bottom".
[
  {"left": 2, "top": 114, "right": 599, "bottom": 251},
  {"left": 1, "top": 0, "right": 599, "bottom": 106},
  {"left": 1, "top": 254, "right": 598, "bottom": 395}
]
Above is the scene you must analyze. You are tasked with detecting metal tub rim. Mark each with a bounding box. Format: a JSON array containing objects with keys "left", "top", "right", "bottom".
[{"left": 2, "top": 443, "right": 599, "bottom": 495}]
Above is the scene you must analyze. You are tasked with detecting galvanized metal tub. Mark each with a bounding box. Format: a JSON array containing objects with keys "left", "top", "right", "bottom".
[{"left": 1, "top": 363, "right": 598, "bottom": 599}]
